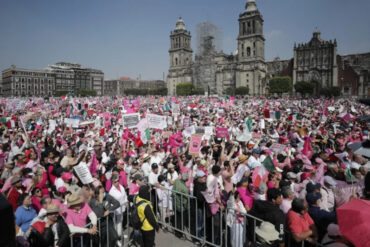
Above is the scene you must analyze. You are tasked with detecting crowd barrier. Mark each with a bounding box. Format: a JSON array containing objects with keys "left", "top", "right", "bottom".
[{"left": 68, "top": 188, "right": 324, "bottom": 247}]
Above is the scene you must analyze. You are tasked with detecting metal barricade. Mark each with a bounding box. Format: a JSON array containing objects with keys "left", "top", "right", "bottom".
[{"left": 69, "top": 202, "right": 132, "bottom": 247}]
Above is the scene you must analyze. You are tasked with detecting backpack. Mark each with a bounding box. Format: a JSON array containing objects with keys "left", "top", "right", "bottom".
[{"left": 130, "top": 196, "right": 147, "bottom": 230}]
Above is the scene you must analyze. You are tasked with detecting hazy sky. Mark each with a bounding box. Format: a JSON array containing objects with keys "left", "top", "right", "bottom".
[{"left": 0, "top": 0, "right": 369, "bottom": 80}]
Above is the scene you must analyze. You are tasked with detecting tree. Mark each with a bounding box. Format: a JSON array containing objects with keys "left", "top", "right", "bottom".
[
  {"left": 54, "top": 90, "right": 71, "bottom": 97},
  {"left": 77, "top": 89, "right": 97, "bottom": 97},
  {"left": 192, "top": 87, "right": 205, "bottom": 95},
  {"left": 269, "top": 76, "right": 292, "bottom": 95},
  {"left": 294, "top": 81, "right": 315, "bottom": 96},
  {"left": 176, "top": 82, "right": 193, "bottom": 96},
  {"left": 148, "top": 87, "right": 168, "bottom": 96},
  {"left": 225, "top": 87, "right": 235, "bottom": 96},
  {"left": 235, "top": 86, "right": 249, "bottom": 95},
  {"left": 320, "top": 87, "right": 341, "bottom": 97}
]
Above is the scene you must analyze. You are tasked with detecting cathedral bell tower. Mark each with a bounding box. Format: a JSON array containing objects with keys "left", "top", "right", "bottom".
[
  {"left": 167, "top": 17, "right": 193, "bottom": 95},
  {"left": 237, "top": 0, "right": 265, "bottom": 62}
]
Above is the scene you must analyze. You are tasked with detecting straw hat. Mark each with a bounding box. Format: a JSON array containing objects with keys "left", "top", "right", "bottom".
[
  {"left": 67, "top": 194, "right": 84, "bottom": 207},
  {"left": 238, "top": 155, "right": 248, "bottom": 163},
  {"left": 46, "top": 204, "right": 60, "bottom": 214},
  {"left": 142, "top": 154, "right": 150, "bottom": 162},
  {"left": 255, "top": 221, "right": 279, "bottom": 244}
]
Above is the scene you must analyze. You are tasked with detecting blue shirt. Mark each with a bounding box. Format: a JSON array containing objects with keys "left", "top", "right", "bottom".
[{"left": 15, "top": 205, "right": 37, "bottom": 233}]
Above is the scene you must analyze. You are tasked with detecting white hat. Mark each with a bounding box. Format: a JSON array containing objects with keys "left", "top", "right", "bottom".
[
  {"left": 275, "top": 167, "right": 283, "bottom": 172},
  {"left": 255, "top": 221, "right": 279, "bottom": 244},
  {"left": 287, "top": 172, "right": 297, "bottom": 179},
  {"left": 327, "top": 224, "right": 342, "bottom": 237},
  {"left": 324, "top": 176, "right": 337, "bottom": 186}
]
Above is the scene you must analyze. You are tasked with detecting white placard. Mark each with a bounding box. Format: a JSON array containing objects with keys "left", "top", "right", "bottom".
[
  {"left": 64, "top": 118, "right": 80, "bottom": 128},
  {"left": 147, "top": 114, "right": 167, "bottom": 130},
  {"left": 122, "top": 113, "right": 140, "bottom": 129},
  {"left": 73, "top": 163, "right": 94, "bottom": 184}
]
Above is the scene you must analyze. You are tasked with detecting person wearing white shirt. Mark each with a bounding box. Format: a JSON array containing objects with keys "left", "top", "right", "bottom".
[
  {"left": 109, "top": 174, "right": 128, "bottom": 237},
  {"left": 156, "top": 175, "right": 172, "bottom": 223},
  {"left": 247, "top": 149, "right": 262, "bottom": 169},
  {"left": 148, "top": 164, "right": 160, "bottom": 188},
  {"left": 166, "top": 163, "right": 178, "bottom": 187},
  {"left": 141, "top": 154, "right": 151, "bottom": 178}
]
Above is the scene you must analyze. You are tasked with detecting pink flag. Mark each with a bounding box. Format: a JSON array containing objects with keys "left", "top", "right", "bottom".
[
  {"left": 302, "top": 137, "right": 313, "bottom": 159},
  {"left": 89, "top": 153, "right": 98, "bottom": 177}
]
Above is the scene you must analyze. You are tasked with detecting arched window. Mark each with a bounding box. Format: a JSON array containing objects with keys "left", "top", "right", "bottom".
[
  {"left": 241, "top": 44, "right": 244, "bottom": 57},
  {"left": 247, "top": 47, "right": 251, "bottom": 56},
  {"left": 175, "top": 58, "right": 178, "bottom": 65}
]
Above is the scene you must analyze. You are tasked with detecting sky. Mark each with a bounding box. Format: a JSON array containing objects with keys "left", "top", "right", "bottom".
[{"left": 0, "top": 0, "right": 369, "bottom": 80}]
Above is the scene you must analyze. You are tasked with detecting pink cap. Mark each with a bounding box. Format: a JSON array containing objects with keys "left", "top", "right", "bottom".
[
  {"left": 58, "top": 186, "right": 67, "bottom": 193},
  {"left": 300, "top": 172, "right": 311, "bottom": 181},
  {"left": 61, "top": 172, "right": 72, "bottom": 180}
]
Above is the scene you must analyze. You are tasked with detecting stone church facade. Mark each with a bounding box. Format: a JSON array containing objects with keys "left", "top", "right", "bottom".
[{"left": 166, "top": 0, "right": 370, "bottom": 97}]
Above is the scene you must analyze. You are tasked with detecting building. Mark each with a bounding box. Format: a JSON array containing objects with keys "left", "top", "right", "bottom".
[
  {"left": 104, "top": 78, "right": 166, "bottom": 96},
  {"left": 1, "top": 62, "right": 104, "bottom": 97},
  {"left": 45, "top": 62, "right": 104, "bottom": 96},
  {"left": 167, "top": 0, "right": 267, "bottom": 96},
  {"left": 166, "top": 0, "right": 370, "bottom": 97},
  {"left": 2, "top": 65, "right": 55, "bottom": 97},
  {"left": 293, "top": 30, "right": 339, "bottom": 94}
]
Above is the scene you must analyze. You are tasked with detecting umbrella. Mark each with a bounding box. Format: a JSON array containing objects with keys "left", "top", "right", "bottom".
[
  {"left": 348, "top": 141, "right": 370, "bottom": 158},
  {"left": 337, "top": 199, "right": 370, "bottom": 247}
]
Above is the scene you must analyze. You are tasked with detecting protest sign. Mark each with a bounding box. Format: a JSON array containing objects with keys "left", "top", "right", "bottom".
[
  {"left": 183, "top": 125, "right": 196, "bottom": 138},
  {"left": 48, "top": 120, "right": 56, "bottom": 134},
  {"left": 162, "top": 131, "right": 173, "bottom": 139},
  {"left": 183, "top": 116, "right": 191, "bottom": 128},
  {"left": 204, "top": 126, "right": 214, "bottom": 140},
  {"left": 172, "top": 104, "right": 180, "bottom": 115},
  {"left": 167, "top": 116, "right": 173, "bottom": 126},
  {"left": 147, "top": 114, "right": 167, "bottom": 130},
  {"left": 189, "top": 134, "right": 202, "bottom": 156},
  {"left": 195, "top": 127, "right": 205, "bottom": 135},
  {"left": 270, "top": 143, "right": 285, "bottom": 153},
  {"left": 216, "top": 127, "right": 229, "bottom": 138},
  {"left": 74, "top": 163, "right": 94, "bottom": 184},
  {"left": 64, "top": 118, "right": 80, "bottom": 128},
  {"left": 122, "top": 113, "right": 140, "bottom": 129}
]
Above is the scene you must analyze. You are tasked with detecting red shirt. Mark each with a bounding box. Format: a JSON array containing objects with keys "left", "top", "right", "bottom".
[{"left": 286, "top": 210, "right": 314, "bottom": 235}]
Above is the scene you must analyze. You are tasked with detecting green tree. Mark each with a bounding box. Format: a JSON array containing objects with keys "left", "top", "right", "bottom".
[
  {"left": 54, "top": 90, "right": 71, "bottom": 97},
  {"left": 235, "top": 86, "right": 249, "bottom": 95},
  {"left": 294, "top": 81, "right": 315, "bottom": 96},
  {"left": 269, "top": 76, "right": 292, "bottom": 95},
  {"left": 320, "top": 87, "right": 341, "bottom": 97},
  {"left": 192, "top": 87, "right": 205, "bottom": 95},
  {"left": 176, "top": 82, "right": 193, "bottom": 96},
  {"left": 77, "top": 89, "right": 97, "bottom": 97},
  {"left": 225, "top": 87, "right": 235, "bottom": 96},
  {"left": 148, "top": 87, "right": 168, "bottom": 96}
]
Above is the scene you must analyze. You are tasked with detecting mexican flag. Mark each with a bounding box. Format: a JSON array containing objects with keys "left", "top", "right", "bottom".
[
  {"left": 262, "top": 156, "right": 275, "bottom": 172},
  {"left": 246, "top": 117, "right": 252, "bottom": 133}
]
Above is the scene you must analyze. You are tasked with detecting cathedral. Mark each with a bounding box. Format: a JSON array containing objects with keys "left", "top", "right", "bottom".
[
  {"left": 167, "top": 0, "right": 266, "bottom": 96},
  {"left": 166, "top": 0, "right": 370, "bottom": 97}
]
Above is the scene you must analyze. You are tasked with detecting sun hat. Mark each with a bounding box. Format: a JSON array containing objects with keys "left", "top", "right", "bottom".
[
  {"left": 324, "top": 176, "right": 337, "bottom": 186},
  {"left": 255, "top": 221, "right": 279, "bottom": 244},
  {"left": 287, "top": 172, "right": 298, "bottom": 179},
  {"left": 167, "top": 163, "right": 175, "bottom": 169},
  {"left": 46, "top": 204, "right": 60, "bottom": 214},
  {"left": 238, "top": 155, "right": 248, "bottom": 163},
  {"left": 11, "top": 176, "right": 22, "bottom": 185},
  {"left": 200, "top": 159, "right": 207, "bottom": 166},
  {"left": 252, "top": 149, "right": 261, "bottom": 154},
  {"left": 327, "top": 224, "right": 342, "bottom": 237},
  {"left": 143, "top": 154, "right": 150, "bottom": 162},
  {"left": 67, "top": 194, "right": 84, "bottom": 207}
]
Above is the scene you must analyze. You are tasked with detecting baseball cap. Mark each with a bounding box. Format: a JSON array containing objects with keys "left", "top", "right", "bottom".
[
  {"left": 306, "top": 192, "right": 322, "bottom": 205},
  {"left": 196, "top": 170, "right": 206, "bottom": 178},
  {"left": 306, "top": 182, "right": 321, "bottom": 193}
]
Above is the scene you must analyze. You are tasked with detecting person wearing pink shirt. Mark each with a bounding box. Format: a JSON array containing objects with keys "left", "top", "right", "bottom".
[{"left": 236, "top": 176, "right": 253, "bottom": 211}]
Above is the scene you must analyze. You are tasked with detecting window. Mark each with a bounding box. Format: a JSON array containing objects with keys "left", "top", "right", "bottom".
[
  {"left": 253, "top": 42, "right": 256, "bottom": 48},
  {"left": 242, "top": 22, "right": 246, "bottom": 34},
  {"left": 247, "top": 47, "right": 251, "bottom": 56},
  {"left": 175, "top": 58, "right": 178, "bottom": 65}
]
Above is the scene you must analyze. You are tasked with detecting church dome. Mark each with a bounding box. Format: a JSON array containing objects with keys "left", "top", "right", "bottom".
[
  {"left": 245, "top": 0, "right": 257, "bottom": 12},
  {"left": 175, "top": 17, "right": 186, "bottom": 31}
]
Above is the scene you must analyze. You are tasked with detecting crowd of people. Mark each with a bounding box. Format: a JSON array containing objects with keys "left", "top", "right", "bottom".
[{"left": 0, "top": 95, "right": 369, "bottom": 247}]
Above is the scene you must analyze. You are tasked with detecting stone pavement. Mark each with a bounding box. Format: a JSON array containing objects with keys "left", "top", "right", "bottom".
[{"left": 155, "top": 230, "right": 197, "bottom": 247}]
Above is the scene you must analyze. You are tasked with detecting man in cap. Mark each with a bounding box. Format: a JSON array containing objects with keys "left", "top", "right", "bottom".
[
  {"left": 320, "top": 176, "right": 337, "bottom": 212},
  {"left": 135, "top": 185, "right": 159, "bottom": 247},
  {"left": 232, "top": 154, "right": 250, "bottom": 184},
  {"left": 65, "top": 193, "right": 98, "bottom": 241},
  {"left": 306, "top": 192, "right": 337, "bottom": 241},
  {"left": 192, "top": 170, "right": 207, "bottom": 239},
  {"left": 248, "top": 149, "right": 262, "bottom": 169},
  {"left": 140, "top": 154, "right": 151, "bottom": 178}
]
